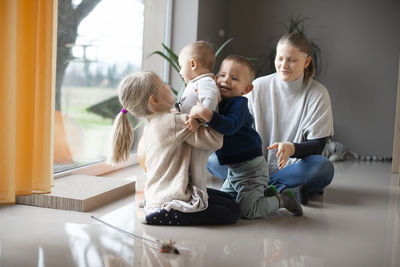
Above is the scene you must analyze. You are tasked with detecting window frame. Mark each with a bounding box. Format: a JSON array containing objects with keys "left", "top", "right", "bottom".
[{"left": 53, "top": 0, "right": 172, "bottom": 179}]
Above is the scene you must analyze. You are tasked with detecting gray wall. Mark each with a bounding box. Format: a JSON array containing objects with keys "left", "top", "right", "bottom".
[
  {"left": 170, "top": 0, "right": 230, "bottom": 85},
  {"left": 197, "top": 0, "right": 230, "bottom": 73},
  {"left": 224, "top": 0, "right": 400, "bottom": 157},
  {"left": 173, "top": 0, "right": 400, "bottom": 157}
]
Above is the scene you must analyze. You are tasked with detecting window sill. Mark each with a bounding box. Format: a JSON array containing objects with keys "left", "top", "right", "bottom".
[
  {"left": 53, "top": 154, "right": 138, "bottom": 179},
  {"left": 16, "top": 163, "right": 146, "bottom": 212}
]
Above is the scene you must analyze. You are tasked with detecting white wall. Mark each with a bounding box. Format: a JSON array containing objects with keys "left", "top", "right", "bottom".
[{"left": 142, "top": 0, "right": 167, "bottom": 76}]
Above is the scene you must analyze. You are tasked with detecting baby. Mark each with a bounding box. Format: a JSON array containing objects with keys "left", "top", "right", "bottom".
[
  {"left": 189, "top": 55, "right": 303, "bottom": 218},
  {"left": 177, "top": 41, "right": 220, "bottom": 210}
]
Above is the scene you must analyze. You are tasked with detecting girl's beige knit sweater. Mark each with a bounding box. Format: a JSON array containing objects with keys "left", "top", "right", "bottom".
[{"left": 143, "top": 112, "right": 223, "bottom": 212}]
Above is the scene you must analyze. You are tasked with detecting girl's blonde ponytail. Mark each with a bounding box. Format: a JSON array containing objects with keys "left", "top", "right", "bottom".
[
  {"left": 108, "top": 71, "right": 163, "bottom": 164},
  {"left": 108, "top": 111, "right": 134, "bottom": 164}
]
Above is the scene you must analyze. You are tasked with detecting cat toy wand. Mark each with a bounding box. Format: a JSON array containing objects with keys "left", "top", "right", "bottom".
[{"left": 91, "top": 216, "right": 179, "bottom": 254}]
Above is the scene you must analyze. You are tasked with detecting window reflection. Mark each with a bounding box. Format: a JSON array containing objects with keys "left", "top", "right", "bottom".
[
  {"left": 65, "top": 222, "right": 135, "bottom": 266},
  {"left": 55, "top": 0, "right": 144, "bottom": 172}
]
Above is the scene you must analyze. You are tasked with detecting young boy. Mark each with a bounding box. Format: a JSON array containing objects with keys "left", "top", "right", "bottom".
[
  {"left": 189, "top": 55, "right": 303, "bottom": 218},
  {"left": 176, "top": 41, "right": 220, "bottom": 211}
]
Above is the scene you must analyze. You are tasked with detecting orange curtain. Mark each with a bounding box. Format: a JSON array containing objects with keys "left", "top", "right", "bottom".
[{"left": 0, "top": 0, "right": 56, "bottom": 203}]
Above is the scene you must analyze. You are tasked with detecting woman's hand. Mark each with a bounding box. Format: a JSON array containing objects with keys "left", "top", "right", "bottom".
[{"left": 267, "top": 142, "right": 295, "bottom": 169}]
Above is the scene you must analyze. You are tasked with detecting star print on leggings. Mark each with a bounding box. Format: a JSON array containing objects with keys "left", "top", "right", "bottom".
[{"left": 146, "top": 209, "right": 181, "bottom": 225}]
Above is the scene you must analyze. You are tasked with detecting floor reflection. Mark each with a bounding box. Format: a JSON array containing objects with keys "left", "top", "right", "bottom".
[
  {"left": 141, "top": 230, "right": 206, "bottom": 267},
  {"left": 65, "top": 222, "right": 135, "bottom": 266},
  {"left": 1, "top": 162, "right": 398, "bottom": 267}
]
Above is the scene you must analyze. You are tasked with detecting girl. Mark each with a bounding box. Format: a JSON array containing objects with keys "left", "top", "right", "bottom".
[{"left": 109, "top": 71, "right": 240, "bottom": 225}]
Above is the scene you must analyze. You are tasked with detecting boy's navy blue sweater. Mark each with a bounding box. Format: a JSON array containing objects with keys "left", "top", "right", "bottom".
[{"left": 208, "top": 97, "right": 262, "bottom": 165}]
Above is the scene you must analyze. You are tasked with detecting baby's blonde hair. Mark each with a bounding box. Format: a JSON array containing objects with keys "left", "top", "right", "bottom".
[
  {"left": 180, "top": 41, "right": 215, "bottom": 71},
  {"left": 109, "top": 71, "right": 164, "bottom": 164}
]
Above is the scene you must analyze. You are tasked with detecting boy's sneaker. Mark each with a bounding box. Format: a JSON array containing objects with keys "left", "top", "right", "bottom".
[
  {"left": 264, "top": 185, "right": 278, "bottom": 197},
  {"left": 278, "top": 190, "right": 303, "bottom": 216},
  {"left": 283, "top": 185, "right": 308, "bottom": 205}
]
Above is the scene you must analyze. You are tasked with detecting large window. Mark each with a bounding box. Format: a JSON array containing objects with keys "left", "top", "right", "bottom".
[{"left": 54, "top": 0, "right": 144, "bottom": 173}]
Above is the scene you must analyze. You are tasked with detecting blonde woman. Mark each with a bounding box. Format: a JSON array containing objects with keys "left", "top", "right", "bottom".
[{"left": 109, "top": 71, "right": 240, "bottom": 225}]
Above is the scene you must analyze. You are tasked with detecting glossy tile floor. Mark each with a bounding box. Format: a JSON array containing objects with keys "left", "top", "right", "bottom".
[{"left": 1, "top": 161, "right": 399, "bottom": 267}]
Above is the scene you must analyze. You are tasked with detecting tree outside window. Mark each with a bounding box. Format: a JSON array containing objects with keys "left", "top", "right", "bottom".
[{"left": 55, "top": 0, "right": 144, "bottom": 173}]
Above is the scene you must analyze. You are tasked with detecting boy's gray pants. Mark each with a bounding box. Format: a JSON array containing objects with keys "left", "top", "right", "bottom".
[{"left": 221, "top": 156, "right": 279, "bottom": 219}]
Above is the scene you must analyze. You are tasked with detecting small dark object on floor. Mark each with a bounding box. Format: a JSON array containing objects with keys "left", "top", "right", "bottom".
[{"left": 160, "top": 240, "right": 180, "bottom": 254}]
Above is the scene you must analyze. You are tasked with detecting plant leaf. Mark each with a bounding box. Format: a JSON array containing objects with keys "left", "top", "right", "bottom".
[
  {"left": 148, "top": 51, "right": 180, "bottom": 73},
  {"left": 246, "top": 57, "right": 258, "bottom": 61},
  {"left": 215, "top": 38, "right": 233, "bottom": 57},
  {"left": 161, "top": 43, "right": 179, "bottom": 66},
  {"left": 170, "top": 86, "right": 178, "bottom": 96}
]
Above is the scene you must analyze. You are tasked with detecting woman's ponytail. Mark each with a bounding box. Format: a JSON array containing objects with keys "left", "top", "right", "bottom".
[{"left": 304, "top": 57, "right": 315, "bottom": 84}]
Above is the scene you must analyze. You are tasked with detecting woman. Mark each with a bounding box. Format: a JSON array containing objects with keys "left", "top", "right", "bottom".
[{"left": 208, "top": 33, "right": 334, "bottom": 205}]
